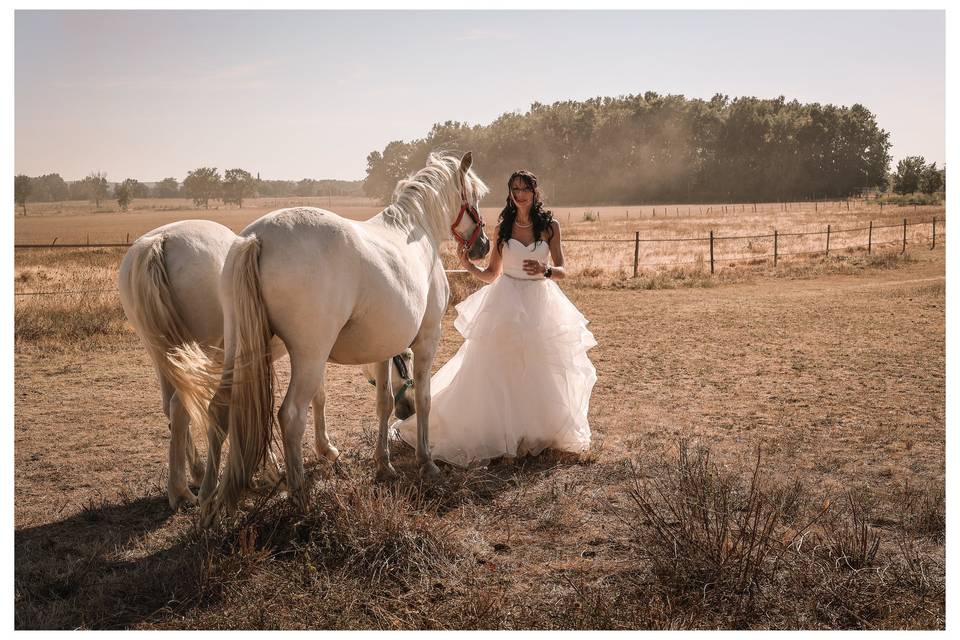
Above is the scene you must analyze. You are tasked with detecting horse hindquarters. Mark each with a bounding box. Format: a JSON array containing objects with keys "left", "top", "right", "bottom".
[
  {"left": 208, "top": 235, "right": 277, "bottom": 519},
  {"left": 120, "top": 235, "right": 220, "bottom": 509}
]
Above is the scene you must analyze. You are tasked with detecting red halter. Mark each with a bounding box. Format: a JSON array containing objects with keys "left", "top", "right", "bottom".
[{"left": 451, "top": 172, "right": 484, "bottom": 250}]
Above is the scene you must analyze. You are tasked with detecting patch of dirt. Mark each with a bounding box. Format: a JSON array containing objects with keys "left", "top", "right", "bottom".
[{"left": 14, "top": 251, "right": 944, "bottom": 629}]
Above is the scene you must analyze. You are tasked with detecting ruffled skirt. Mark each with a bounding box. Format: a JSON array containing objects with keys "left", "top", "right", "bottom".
[{"left": 394, "top": 275, "right": 597, "bottom": 467}]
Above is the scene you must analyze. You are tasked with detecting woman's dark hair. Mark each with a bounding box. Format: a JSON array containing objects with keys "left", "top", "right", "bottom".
[{"left": 496, "top": 170, "right": 554, "bottom": 253}]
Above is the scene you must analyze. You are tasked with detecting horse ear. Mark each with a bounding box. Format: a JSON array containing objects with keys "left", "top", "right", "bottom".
[{"left": 459, "top": 151, "right": 473, "bottom": 174}]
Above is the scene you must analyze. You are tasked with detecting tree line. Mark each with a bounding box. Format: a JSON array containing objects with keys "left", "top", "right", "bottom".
[
  {"left": 364, "top": 92, "right": 905, "bottom": 205},
  {"left": 12, "top": 169, "right": 363, "bottom": 215}
]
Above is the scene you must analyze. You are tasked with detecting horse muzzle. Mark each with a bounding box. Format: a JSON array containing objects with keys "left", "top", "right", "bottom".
[{"left": 468, "top": 232, "right": 490, "bottom": 260}]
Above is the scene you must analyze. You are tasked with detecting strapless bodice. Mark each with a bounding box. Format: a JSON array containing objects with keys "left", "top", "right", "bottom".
[{"left": 502, "top": 238, "right": 550, "bottom": 280}]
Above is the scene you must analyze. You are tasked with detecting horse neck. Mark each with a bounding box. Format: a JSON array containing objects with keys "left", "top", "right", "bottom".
[{"left": 373, "top": 180, "right": 458, "bottom": 249}]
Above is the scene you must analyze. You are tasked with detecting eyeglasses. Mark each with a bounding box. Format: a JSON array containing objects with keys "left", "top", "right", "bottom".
[{"left": 510, "top": 187, "right": 533, "bottom": 195}]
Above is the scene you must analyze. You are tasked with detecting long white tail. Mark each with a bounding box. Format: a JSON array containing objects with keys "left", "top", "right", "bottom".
[
  {"left": 127, "top": 235, "right": 222, "bottom": 441},
  {"left": 215, "top": 235, "right": 276, "bottom": 513}
]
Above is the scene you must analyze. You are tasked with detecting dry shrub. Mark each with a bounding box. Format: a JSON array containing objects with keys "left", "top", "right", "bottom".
[
  {"left": 618, "top": 442, "right": 944, "bottom": 628},
  {"left": 623, "top": 441, "right": 824, "bottom": 612},
  {"left": 823, "top": 491, "right": 882, "bottom": 571}
]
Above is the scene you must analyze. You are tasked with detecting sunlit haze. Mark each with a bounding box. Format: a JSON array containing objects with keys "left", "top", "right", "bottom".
[{"left": 15, "top": 10, "right": 945, "bottom": 182}]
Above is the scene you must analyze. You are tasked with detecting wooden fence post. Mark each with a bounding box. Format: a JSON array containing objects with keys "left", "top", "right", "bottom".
[
  {"left": 709, "top": 230, "right": 715, "bottom": 274},
  {"left": 126, "top": 233, "right": 129, "bottom": 244},
  {"left": 774, "top": 230, "right": 778, "bottom": 266},
  {"left": 868, "top": 221, "right": 873, "bottom": 254},
  {"left": 932, "top": 217, "right": 937, "bottom": 249},
  {"left": 902, "top": 218, "right": 907, "bottom": 254},
  {"left": 826, "top": 224, "right": 831, "bottom": 256},
  {"left": 633, "top": 231, "right": 640, "bottom": 278}
]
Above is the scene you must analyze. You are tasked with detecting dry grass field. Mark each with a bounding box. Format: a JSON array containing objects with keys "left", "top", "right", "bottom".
[{"left": 14, "top": 201, "right": 945, "bottom": 629}]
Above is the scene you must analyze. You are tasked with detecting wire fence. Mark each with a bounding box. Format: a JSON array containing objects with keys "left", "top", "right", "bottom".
[{"left": 14, "top": 216, "right": 944, "bottom": 296}]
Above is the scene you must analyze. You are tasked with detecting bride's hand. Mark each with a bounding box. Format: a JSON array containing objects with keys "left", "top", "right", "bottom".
[
  {"left": 523, "top": 259, "right": 545, "bottom": 275},
  {"left": 457, "top": 244, "right": 473, "bottom": 269}
]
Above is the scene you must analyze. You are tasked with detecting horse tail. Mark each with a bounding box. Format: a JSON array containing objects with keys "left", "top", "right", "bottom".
[
  {"left": 216, "top": 235, "right": 275, "bottom": 514},
  {"left": 128, "top": 234, "right": 222, "bottom": 439}
]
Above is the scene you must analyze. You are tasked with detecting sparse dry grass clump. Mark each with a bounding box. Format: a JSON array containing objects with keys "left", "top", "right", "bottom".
[
  {"left": 618, "top": 440, "right": 944, "bottom": 629},
  {"left": 205, "top": 464, "right": 464, "bottom": 585},
  {"left": 15, "top": 248, "right": 129, "bottom": 347}
]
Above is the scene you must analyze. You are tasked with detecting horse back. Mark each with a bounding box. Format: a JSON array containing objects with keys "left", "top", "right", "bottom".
[{"left": 238, "top": 207, "right": 438, "bottom": 363}]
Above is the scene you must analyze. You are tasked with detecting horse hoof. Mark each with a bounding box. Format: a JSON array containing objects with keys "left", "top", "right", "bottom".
[
  {"left": 318, "top": 444, "right": 340, "bottom": 463},
  {"left": 419, "top": 461, "right": 441, "bottom": 480},
  {"left": 168, "top": 488, "right": 198, "bottom": 511},
  {"left": 375, "top": 464, "right": 399, "bottom": 483}
]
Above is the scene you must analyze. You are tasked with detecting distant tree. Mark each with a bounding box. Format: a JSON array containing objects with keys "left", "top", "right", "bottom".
[
  {"left": 28, "top": 173, "right": 69, "bottom": 202},
  {"left": 155, "top": 177, "right": 180, "bottom": 198},
  {"left": 114, "top": 178, "right": 138, "bottom": 211},
  {"left": 183, "top": 167, "right": 222, "bottom": 208},
  {"left": 88, "top": 171, "right": 109, "bottom": 207},
  {"left": 131, "top": 180, "right": 149, "bottom": 198},
  {"left": 15, "top": 174, "right": 31, "bottom": 215},
  {"left": 68, "top": 179, "right": 92, "bottom": 201},
  {"left": 222, "top": 169, "right": 256, "bottom": 207},
  {"left": 919, "top": 162, "right": 944, "bottom": 195},
  {"left": 892, "top": 156, "right": 927, "bottom": 195}
]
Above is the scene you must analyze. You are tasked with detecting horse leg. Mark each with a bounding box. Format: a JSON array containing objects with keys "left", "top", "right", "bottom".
[
  {"left": 167, "top": 391, "right": 198, "bottom": 509},
  {"left": 185, "top": 422, "right": 205, "bottom": 487},
  {"left": 312, "top": 381, "right": 340, "bottom": 463},
  {"left": 278, "top": 352, "right": 326, "bottom": 510},
  {"left": 411, "top": 330, "right": 441, "bottom": 479},
  {"left": 198, "top": 381, "right": 229, "bottom": 506},
  {"left": 158, "top": 374, "right": 195, "bottom": 509},
  {"left": 372, "top": 359, "right": 397, "bottom": 481}
]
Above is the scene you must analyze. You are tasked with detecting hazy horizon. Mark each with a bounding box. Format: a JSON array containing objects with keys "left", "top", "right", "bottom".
[{"left": 15, "top": 10, "right": 945, "bottom": 183}]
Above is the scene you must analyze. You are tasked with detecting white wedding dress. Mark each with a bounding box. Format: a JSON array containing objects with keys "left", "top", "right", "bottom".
[{"left": 394, "top": 238, "right": 597, "bottom": 467}]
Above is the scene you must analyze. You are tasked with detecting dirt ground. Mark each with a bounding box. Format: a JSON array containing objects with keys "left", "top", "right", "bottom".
[{"left": 14, "top": 248, "right": 945, "bottom": 629}]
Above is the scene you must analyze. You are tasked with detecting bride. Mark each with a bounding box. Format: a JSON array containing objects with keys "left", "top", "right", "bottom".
[{"left": 394, "top": 169, "right": 597, "bottom": 467}]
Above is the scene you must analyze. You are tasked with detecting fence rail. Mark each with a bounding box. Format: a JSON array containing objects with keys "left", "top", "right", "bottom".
[{"left": 14, "top": 216, "right": 944, "bottom": 294}]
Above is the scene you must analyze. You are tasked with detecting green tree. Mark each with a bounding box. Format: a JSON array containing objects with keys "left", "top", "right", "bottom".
[
  {"left": 114, "top": 178, "right": 138, "bottom": 211},
  {"left": 87, "top": 171, "right": 109, "bottom": 207},
  {"left": 919, "top": 162, "right": 944, "bottom": 195},
  {"left": 15, "top": 174, "right": 31, "bottom": 215},
  {"left": 68, "top": 179, "right": 92, "bottom": 201},
  {"left": 183, "top": 167, "right": 222, "bottom": 208},
  {"left": 155, "top": 177, "right": 180, "bottom": 198},
  {"left": 222, "top": 169, "right": 256, "bottom": 207},
  {"left": 28, "top": 173, "right": 69, "bottom": 202},
  {"left": 892, "top": 156, "right": 927, "bottom": 195},
  {"left": 364, "top": 93, "right": 892, "bottom": 205}
]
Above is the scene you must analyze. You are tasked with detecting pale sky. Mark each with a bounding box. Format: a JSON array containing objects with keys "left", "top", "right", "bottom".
[{"left": 15, "top": 9, "right": 945, "bottom": 182}]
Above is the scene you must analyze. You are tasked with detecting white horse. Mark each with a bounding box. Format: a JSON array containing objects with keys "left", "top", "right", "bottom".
[
  {"left": 186, "top": 151, "right": 489, "bottom": 521},
  {"left": 118, "top": 219, "right": 417, "bottom": 510}
]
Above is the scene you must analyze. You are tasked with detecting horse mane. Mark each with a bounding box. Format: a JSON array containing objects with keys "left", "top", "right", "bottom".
[{"left": 384, "top": 152, "right": 489, "bottom": 243}]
